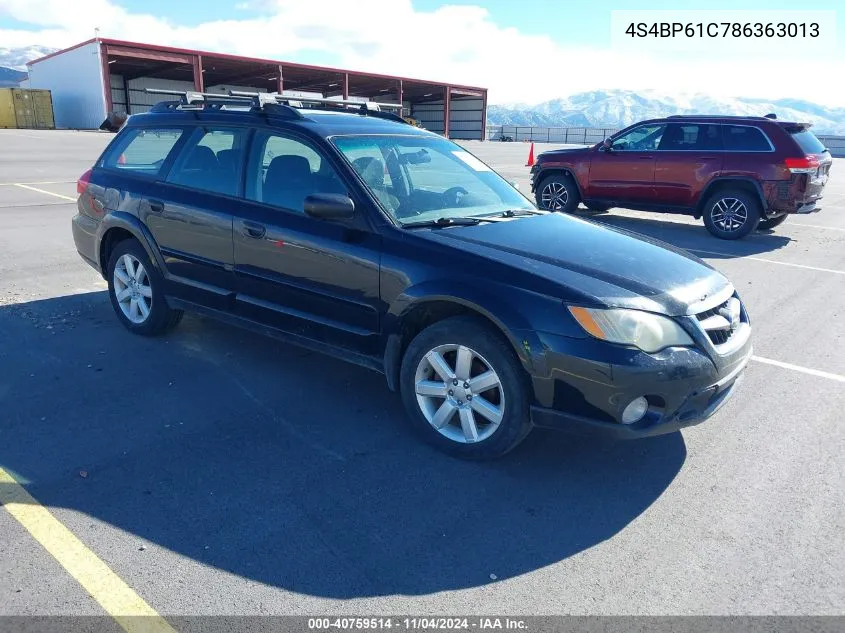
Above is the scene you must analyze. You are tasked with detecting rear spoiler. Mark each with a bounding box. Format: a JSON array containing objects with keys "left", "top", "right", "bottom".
[{"left": 779, "top": 121, "right": 813, "bottom": 132}]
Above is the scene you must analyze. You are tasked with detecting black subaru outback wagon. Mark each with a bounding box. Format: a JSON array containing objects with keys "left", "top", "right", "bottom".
[{"left": 72, "top": 91, "right": 752, "bottom": 459}]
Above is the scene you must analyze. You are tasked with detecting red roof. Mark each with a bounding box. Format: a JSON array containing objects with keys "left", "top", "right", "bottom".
[{"left": 28, "top": 37, "right": 486, "bottom": 93}]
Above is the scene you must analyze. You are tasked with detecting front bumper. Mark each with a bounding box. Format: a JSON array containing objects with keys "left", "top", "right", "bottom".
[{"left": 523, "top": 330, "right": 752, "bottom": 439}]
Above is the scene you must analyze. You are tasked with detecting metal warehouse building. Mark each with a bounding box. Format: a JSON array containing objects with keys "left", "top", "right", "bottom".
[{"left": 26, "top": 38, "right": 488, "bottom": 139}]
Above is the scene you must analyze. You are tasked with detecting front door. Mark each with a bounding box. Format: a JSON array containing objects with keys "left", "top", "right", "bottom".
[
  {"left": 588, "top": 123, "right": 666, "bottom": 203},
  {"left": 232, "top": 130, "right": 382, "bottom": 356}
]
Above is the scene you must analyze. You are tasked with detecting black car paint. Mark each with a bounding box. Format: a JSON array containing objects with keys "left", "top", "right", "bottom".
[{"left": 73, "top": 108, "right": 751, "bottom": 438}]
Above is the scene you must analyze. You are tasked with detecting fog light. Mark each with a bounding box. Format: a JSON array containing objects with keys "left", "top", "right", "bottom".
[{"left": 621, "top": 397, "right": 649, "bottom": 425}]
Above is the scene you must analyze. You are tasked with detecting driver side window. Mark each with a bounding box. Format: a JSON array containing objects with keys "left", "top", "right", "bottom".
[
  {"left": 611, "top": 124, "right": 666, "bottom": 151},
  {"left": 245, "top": 132, "right": 347, "bottom": 214}
]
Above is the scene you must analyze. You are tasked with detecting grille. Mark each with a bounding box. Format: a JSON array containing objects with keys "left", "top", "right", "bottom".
[{"left": 696, "top": 296, "right": 743, "bottom": 347}]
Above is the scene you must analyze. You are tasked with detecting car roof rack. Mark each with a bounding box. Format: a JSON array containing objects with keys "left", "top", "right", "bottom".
[
  {"left": 229, "top": 90, "right": 408, "bottom": 124},
  {"left": 145, "top": 88, "right": 408, "bottom": 124},
  {"left": 666, "top": 114, "right": 771, "bottom": 120}
]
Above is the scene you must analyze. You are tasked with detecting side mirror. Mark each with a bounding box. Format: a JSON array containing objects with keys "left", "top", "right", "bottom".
[
  {"left": 304, "top": 193, "right": 355, "bottom": 220},
  {"left": 600, "top": 138, "right": 612, "bottom": 152}
]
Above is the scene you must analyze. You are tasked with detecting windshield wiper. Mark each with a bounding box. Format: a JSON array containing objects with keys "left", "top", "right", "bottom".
[
  {"left": 400, "top": 216, "right": 506, "bottom": 228},
  {"left": 500, "top": 208, "right": 547, "bottom": 217}
]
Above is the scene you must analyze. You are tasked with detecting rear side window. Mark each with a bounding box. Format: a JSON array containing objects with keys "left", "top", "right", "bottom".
[
  {"left": 789, "top": 128, "right": 826, "bottom": 154},
  {"left": 722, "top": 125, "right": 772, "bottom": 151},
  {"left": 659, "top": 124, "right": 722, "bottom": 150},
  {"left": 104, "top": 128, "right": 184, "bottom": 175},
  {"left": 166, "top": 127, "right": 248, "bottom": 197}
]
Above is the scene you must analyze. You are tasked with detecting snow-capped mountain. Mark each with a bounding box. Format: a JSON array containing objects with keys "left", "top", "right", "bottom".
[
  {"left": 488, "top": 90, "right": 845, "bottom": 136},
  {"left": 0, "top": 46, "right": 57, "bottom": 86}
]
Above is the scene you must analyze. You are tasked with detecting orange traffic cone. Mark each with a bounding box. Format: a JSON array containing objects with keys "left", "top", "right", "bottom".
[{"left": 525, "top": 142, "right": 535, "bottom": 167}]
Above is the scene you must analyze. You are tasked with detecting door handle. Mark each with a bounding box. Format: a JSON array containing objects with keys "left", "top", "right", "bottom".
[
  {"left": 148, "top": 199, "right": 164, "bottom": 213},
  {"left": 637, "top": 155, "right": 653, "bottom": 160},
  {"left": 697, "top": 156, "right": 717, "bottom": 160},
  {"left": 241, "top": 221, "right": 266, "bottom": 239}
]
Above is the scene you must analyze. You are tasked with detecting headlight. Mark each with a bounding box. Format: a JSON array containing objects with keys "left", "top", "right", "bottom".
[{"left": 568, "top": 306, "right": 694, "bottom": 353}]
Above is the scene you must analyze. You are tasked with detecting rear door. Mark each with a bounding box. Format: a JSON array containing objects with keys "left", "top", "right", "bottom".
[
  {"left": 588, "top": 123, "right": 665, "bottom": 203},
  {"left": 232, "top": 129, "right": 382, "bottom": 356},
  {"left": 146, "top": 126, "right": 248, "bottom": 310},
  {"left": 653, "top": 123, "right": 723, "bottom": 207}
]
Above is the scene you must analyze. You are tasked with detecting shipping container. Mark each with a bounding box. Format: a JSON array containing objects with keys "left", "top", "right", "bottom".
[{"left": 0, "top": 88, "right": 55, "bottom": 129}]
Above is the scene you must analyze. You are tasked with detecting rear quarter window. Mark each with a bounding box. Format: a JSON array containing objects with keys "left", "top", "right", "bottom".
[
  {"left": 722, "top": 125, "right": 772, "bottom": 152},
  {"left": 789, "top": 129, "right": 827, "bottom": 154},
  {"left": 103, "top": 128, "right": 185, "bottom": 176}
]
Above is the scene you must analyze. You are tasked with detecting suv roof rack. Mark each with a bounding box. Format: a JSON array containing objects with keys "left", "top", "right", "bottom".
[
  {"left": 145, "top": 88, "right": 408, "bottom": 124},
  {"left": 666, "top": 114, "right": 771, "bottom": 120}
]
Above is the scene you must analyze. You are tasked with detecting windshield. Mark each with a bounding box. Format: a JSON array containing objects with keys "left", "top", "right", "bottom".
[{"left": 331, "top": 135, "right": 535, "bottom": 224}]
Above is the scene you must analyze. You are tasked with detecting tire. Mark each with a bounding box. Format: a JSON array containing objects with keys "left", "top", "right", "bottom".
[
  {"left": 702, "top": 188, "right": 761, "bottom": 239},
  {"left": 536, "top": 173, "right": 580, "bottom": 213},
  {"left": 758, "top": 213, "right": 789, "bottom": 231},
  {"left": 107, "top": 238, "right": 183, "bottom": 336},
  {"left": 399, "top": 316, "right": 532, "bottom": 460}
]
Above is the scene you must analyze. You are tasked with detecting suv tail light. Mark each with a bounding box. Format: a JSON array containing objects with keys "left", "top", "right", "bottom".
[
  {"left": 784, "top": 156, "right": 820, "bottom": 174},
  {"left": 77, "top": 168, "right": 92, "bottom": 195}
]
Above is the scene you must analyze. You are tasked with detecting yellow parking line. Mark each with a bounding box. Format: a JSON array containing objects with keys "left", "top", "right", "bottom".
[
  {"left": 13, "top": 183, "right": 76, "bottom": 202},
  {"left": 0, "top": 467, "right": 177, "bottom": 633}
]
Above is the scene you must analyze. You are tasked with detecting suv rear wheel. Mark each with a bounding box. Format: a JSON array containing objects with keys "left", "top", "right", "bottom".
[
  {"left": 537, "top": 174, "right": 580, "bottom": 213},
  {"left": 399, "top": 316, "right": 532, "bottom": 460},
  {"left": 107, "top": 239, "right": 183, "bottom": 335},
  {"left": 702, "top": 189, "right": 761, "bottom": 239},
  {"left": 758, "top": 213, "right": 789, "bottom": 231}
]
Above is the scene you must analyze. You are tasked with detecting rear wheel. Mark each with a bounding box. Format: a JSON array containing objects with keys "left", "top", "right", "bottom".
[
  {"left": 702, "top": 189, "right": 761, "bottom": 239},
  {"left": 758, "top": 213, "right": 789, "bottom": 231},
  {"left": 537, "top": 174, "right": 580, "bottom": 213},
  {"left": 399, "top": 316, "right": 532, "bottom": 460},
  {"left": 107, "top": 239, "right": 183, "bottom": 336}
]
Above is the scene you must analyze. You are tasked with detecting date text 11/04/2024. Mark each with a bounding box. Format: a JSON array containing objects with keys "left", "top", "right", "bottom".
[
  {"left": 624, "top": 22, "right": 820, "bottom": 38},
  {"left": 307, "top": 618, "right": 528, "bottom": 630}
]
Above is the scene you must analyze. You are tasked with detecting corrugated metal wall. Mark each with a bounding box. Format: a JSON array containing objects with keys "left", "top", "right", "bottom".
[
  {"left": 411, "top": 97, "right": 483, "bottom": 139},
  {"left": 449, "top": 97, "right": 483, "bottom": 140},
  {"left": 412, "top": 99, "right": 445, "bottom": 135},
  {"left": 111, "top": 75, "right": 270, "bottom": 114},
  {"left": 27, "top": 41, "right": 105, "bottom": 129}
]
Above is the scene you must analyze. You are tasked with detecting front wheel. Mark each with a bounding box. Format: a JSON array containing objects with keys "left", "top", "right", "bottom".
[
  {"left": 702, "top": 189, "right": 761, "bottom": 239},
  {"left": 758, "top": 213, "right": 789, "bottom": 231},
  {"left": 399, "top": 316, "right": 532, "bottom": 460},
  {"left": 536, "top": 174, "right": 580, "bottom": 213}
]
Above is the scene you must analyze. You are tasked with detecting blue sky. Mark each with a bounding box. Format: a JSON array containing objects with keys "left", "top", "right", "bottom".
[{"left": 0, "top": 0, "right": 842, "bottom": 105}]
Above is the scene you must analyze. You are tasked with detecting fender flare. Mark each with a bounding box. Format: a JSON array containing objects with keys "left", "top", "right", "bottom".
[
  {"left": 533, "top": 167, "right": 585, "bottom": 201},
  {"left": 698, "top": 177, "right": 768, "bottom": 214},
  {"left": 96, "top": 212, "right": 167, "bottom": 275},
  {"left": 382, "top": 281, "right": 550, "bottom": 391}
]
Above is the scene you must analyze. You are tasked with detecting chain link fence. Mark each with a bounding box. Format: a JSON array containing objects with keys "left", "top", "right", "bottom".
[{"left": 485, "top": 124, "right": 845, "bottom": 156}]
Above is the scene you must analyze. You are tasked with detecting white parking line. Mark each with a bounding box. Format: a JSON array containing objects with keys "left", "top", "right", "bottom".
[
  {"left": 752, "top": 356, "right": 845, "bottom": 383},
  {"left": 789, "top": 222, "right": 845, "bottom": 232},
  {"left": 0, "top": 181, "right": 74, "bottom": 186},
  {"left": 690, "top": 248, "right": 845, "bottom": 276},
  {"left": 12, "top": 183, "right": 76, "bottom": 202}
]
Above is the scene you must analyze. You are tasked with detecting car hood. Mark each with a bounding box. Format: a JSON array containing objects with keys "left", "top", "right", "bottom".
[
  {"left": 538, "top": 147, "right": 594, "bottom": 158},
  {"left": 414, "top": 214, "right": 731, "bottom": 317}
]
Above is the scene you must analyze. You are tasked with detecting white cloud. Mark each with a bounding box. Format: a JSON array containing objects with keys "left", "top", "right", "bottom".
[{"left": 1, "top": 0, "right": 843, "bottom": 106}]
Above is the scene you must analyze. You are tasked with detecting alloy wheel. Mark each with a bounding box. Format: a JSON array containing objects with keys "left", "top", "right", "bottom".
[
  {"left": 414, "top": 344, "right": 505, "bottom": 444},
  {"left": 541, "top": 181, "right": 568, "bottom": 210},
  {"left": 113, "top": 253, "right": 152, "bottom": 324},
  {"left": 710, "top": 197, "right": 749, "bottom": 232}
]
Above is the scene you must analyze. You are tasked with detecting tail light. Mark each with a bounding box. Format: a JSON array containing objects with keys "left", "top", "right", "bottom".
[
  {"left": 784, "top": 156, "right": 820, "bottom": 174},
  {"left": 76, "top": 168, "right": 92, "bottom": 195}
]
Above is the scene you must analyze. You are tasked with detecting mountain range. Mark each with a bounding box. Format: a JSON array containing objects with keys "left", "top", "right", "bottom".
[
  {"left": 488, "top": 90, "right": 845, "bottom": 136},
  {"left": 0, "top": 46, "right": 56, "bottom": 86}
]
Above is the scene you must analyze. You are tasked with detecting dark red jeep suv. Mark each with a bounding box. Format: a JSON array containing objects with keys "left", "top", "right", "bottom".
[{"left": 530, "top": 115, "right": 833, "bottom": 239}]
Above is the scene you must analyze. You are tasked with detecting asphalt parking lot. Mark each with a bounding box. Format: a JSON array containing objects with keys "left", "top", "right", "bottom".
[{"left": 0, "top": 129, "right": 843, "bottom": 622}]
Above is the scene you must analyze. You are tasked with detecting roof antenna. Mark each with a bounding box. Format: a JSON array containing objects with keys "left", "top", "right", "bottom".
[{"left": 764, "top": 113, "right": 777, "bottom": 120}]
